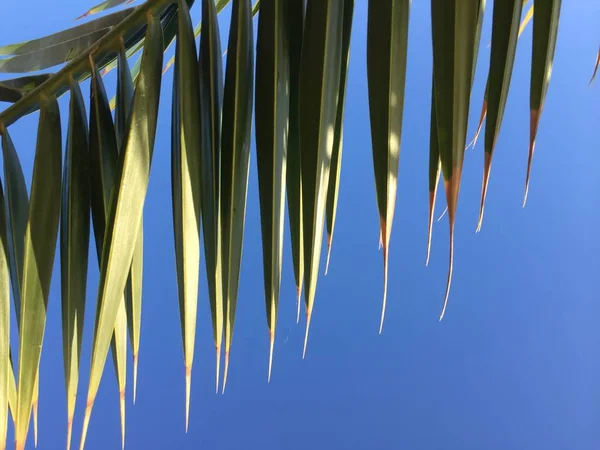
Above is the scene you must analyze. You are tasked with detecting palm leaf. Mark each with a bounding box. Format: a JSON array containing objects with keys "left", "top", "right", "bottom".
[
  {"left": 255, "top": 0, "right": 288, "bottom": 379},
  {"left": 525, "top": 0, "right": 562, "bottom": 205},
  {"left": 285, "top": 0, "right": 305, "bottom": 324},
  {"left": 367, "top": 0, "right": 409, "bottom": 333},
  {"left": 299, "top": 0, "right": 345, "bottom": 355},
  {"left": 0, "top": 8, "right": 134, "bottom": 57},
  {"left": 325, "top": 0, "right": 354, "bottom": 276},
  {"left": 60, "top": 78, "right": 90, "bottom": 450},
  {"left": 115, "top": 42, "right": 143, "bottom": 405},
  {"left": 198, "top": 0, "right": 225, "bottom": 392},
  {"left": 76, "top": 0, "right": 136, "bottom": 20},
  {"left": 221, "top": 0, "right": 254, "bottom": 390},
  {"left": 14, "top": 95, "right": 62, "bottom": 450},
  {"left": 431, "top": 0, "right": 484, "bottom": 321},
  {"left": 80, "top": 14, "right": 163, "bottom": 449},
  {"left": 0, "top": 174, "right": 9, "bottom": 450},
  {"left": 476, "top": 0, "right": 523, "bottom": 231},
  {"left": 171, "top": 0, "right": 202, "bottom": 429}
]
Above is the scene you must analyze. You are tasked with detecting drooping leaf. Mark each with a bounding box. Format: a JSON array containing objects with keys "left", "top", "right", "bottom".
[
  {"left": 7, "top": 356, "right": 16, "bottom": 426},
  {"left": 0, "top": 8, "right": 134, "bottom": 57},
  {"left": 476, "top": 0, "right": 523, "bottom": 231},
  {"left": 255, "top": 0, "right": 289, "bottom": 376},
  {"left": 426, "top": 77, "right": 442, "bottom": 267},
  {"left": 110, "top": 304, "right": 127, "bottom": 450},
  {"left": 285, "top": 0, "right": 305, "bottom": 324},
  {"left": 60, "top": 79, "right": 90, "bottom": 450},
  {"left": 1, "top": 130, "right": 27, "bottom": 321},
  {"left": 367, "top": 0, "right": 409, "bottom": 333},
  {"left": 88, "top": 60, "right": 129, "bottom": 450},
  {"left": 76, "top": 0, "right": 136, "bottom": 20},
  {"left": 590, "top": 47, "right": 600, "bottom": 85},
  {"left": 221, "top": 0, "right": 254, "bottom": 391},
  {"left": 171, "top": 0, "right": 201, "bottom": 430},
  {"left": 468, "top": 3, "right": 533, "bottom": 152},
  {"left": 115, "top": 42, "right": 143, "bottom": 405},
  {"left": 299, "top": 0, "right": 345, "bottom": 355},
  {"left": 14, "top": 95, "right": 62, "bottom": 450},
  {"left": 0, "top": 173, "right": 9, "bottom": 450},
  {"left": 198, "top": 0, "right": 224, "bottom": 392},
  {"left": 525, "top": 0, "right": 561, "bottom": 205},
  {"left": 162, "top": 0, "right": 234, "bottom": 76},
  {"left": 431, "top": 0, "right": 484, "bottom": 321},
  {"left": 80, "top": 14, "right": 163, "bottom": 450},
  {"left": 325, "top": 0, "right": 354, "bottom": 276}
]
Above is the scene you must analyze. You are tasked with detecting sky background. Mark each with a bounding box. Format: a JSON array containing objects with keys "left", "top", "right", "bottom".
[{"left": 1, "top": 0, "right": 600, "bottom": 449}]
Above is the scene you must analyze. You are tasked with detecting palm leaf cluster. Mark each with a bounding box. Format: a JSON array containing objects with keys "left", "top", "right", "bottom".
[{"left": 0, "top": 0, "right": 589, "bottom": 448}]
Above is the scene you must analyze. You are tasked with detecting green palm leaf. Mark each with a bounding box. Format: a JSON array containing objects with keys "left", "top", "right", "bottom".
[
  {"left": 198, "top": 0, "right": 224, "bottom": 392},
  {"left": 525, "top": 0, "right": 561, "bottom": 205},
  {"left": 221, "top": 0, "right": 254, "bottom": 390},
  {"left": 60, "top": 78, "right": 90, "bottom": 450},
  {"left": 285, "top": 0, "right": 305, "bottom": 324},
  {"left": 255, "top": 0, "right": 288, "bottom": 378},
  {"left": 0, "top": 175, "right": 9, "bottom": 450},
  {"left": 299, "top": 0, "right": 345, "bottom": 355},
  {"left": 431, "top": 0, "right": 484, "bottom": 321},
  {"left": 325, "top": 0, "right": 354, "bottom": 276},
  {"left": 14, "top": 95, "right": 62, "bottom": 450},
  {"left": 477, "top": 0, "right": 523, "bottom": 231},
  {"left": 80, "top": 14, "right": 163, "bottom": 449},
  {"left": 115, "top": 42, "right": 143, "bottom": 405},
  {"left": 367, "top": 0, "right": 409, "bottom": 333},
  {"left": 171, "top": 0, "right": 201, "bottom": 429}
]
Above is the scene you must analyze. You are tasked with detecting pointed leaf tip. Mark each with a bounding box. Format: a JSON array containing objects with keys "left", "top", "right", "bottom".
[
  {"left": 267, "top": 333, "right": 274, "bottom": 383},
  {"left": 222, "top": 352, "right": 229, "bottom": 395}
]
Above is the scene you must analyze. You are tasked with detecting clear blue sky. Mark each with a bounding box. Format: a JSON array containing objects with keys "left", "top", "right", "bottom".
[{"left": 1, "top": 0, "right": 600, "bottom": 449}]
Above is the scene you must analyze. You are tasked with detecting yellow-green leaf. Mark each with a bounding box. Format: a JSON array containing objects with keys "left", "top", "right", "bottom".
[
  {"left": 115, "top": 42, "right": 143, "bottom": 405},
  {"left": 0, "top": 171, "right": 9, "bottom": 450},
  {"left": 15, "top": 95, "right": 62, "bottom": 450},
  {"left": 80, "top": 14, "right": 163, "bottom": 450},
  {"left": 171, "top": 0, "right": 202, "bottom": 429}
]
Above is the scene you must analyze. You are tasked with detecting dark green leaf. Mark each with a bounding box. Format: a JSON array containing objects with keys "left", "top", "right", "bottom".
[
  {"left": 431, "top": 0, "right": 484, "bottom": 320},
  {"left": 60, "top": 79, "right": 90, "bottom": 450},
  {"left": 255, "top": 0, "right": 289, "bottom": 376},
  {"left": 367, "top": 0, "right": 409, "bottom": 333},
  {"left": 525, "top": 0, "right": 561, "bottom": 205},
  {"left": 478, "top": 0, "right": 523, "bottom": 230},
  {"left": 221, "top": 0, "right": 254, "bottom": 389},
  {"left": 199, "top": 0, "right": 224, "bottom": 392},
  {"left": 299, "top": 0, "right": 345, "bottom": 354},
  {"left": 285, "top": 0, "right": 305, "bottom": 324},
  {"left": 325, "top": 0, "right": 354, "bottom": 276}
]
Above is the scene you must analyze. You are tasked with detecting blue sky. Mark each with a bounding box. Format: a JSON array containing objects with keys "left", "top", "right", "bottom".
[{"left": 1, "top": 0, "right": 600, "bottom": 449}]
